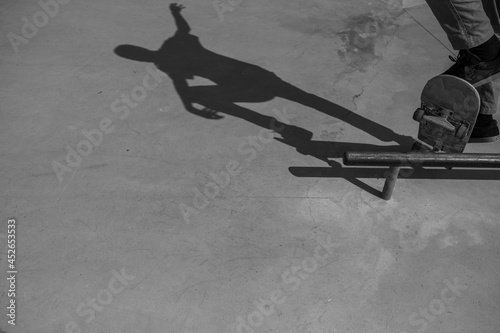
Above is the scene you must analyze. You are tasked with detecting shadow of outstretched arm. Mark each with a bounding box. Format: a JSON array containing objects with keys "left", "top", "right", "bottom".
[{"left": 170, "top": 3, "right": 191, "bottom": 35}]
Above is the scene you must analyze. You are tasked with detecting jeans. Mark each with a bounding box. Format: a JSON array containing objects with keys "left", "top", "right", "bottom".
[{"left": 425, "top": 0, "right": 500, "bottom": 114}]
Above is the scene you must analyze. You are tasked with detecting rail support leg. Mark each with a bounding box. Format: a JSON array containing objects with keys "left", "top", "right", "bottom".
[{"left": 381, "top": 166, "right": 401, "bottom": 200}]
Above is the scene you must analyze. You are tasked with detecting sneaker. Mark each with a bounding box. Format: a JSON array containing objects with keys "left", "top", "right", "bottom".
[
  {"left": 445, "top": 50, "right": 500, "bottom": 87},
  {"left": 469, "top": 114, "right": 500, "bottom": 143}
]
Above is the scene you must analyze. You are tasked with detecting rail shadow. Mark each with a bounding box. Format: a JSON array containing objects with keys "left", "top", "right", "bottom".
[{"left": 290, "top": 162, "right": 500, "bottom": 197}]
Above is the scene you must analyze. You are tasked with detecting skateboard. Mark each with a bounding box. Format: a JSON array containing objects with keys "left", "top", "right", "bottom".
[{"left": 413, "top": 74, "right": 481, "bottom": 153}]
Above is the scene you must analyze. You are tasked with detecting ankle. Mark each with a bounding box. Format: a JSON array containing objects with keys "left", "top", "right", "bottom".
[
  {"left": 476, "top": 114, "right": 494, "bottom": 126},
  {"left": 477, "top": 114, "right": 493, "bottom": 120},
  {"left": 469, "top": 35, "right": 500, "bottom": 62}
]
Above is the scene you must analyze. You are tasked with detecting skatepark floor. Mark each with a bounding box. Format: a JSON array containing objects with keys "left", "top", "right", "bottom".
[{"left": 1, "top": 0, "right": 500, "bottom": 332}]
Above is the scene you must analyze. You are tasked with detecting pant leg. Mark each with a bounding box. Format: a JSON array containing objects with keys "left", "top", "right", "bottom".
[
  {"left": 476, "top": 82, "right": 498, "bottom": 114},
  {"left": 479, "top": 0, "right": 500, "bottom": 114},
  {"left": 482, "top": 0, "right": 500, "bottom": 34},
  {"left": 481, "top": 1, "right": 500, "bottom": 115},
  {"left": 425, "top": 0, "right": 495, "bottom": 49}
]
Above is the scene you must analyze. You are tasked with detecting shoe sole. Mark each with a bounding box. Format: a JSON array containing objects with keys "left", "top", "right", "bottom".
[{"left": 468, "top": 135, "right": 500, "bottom": 143}]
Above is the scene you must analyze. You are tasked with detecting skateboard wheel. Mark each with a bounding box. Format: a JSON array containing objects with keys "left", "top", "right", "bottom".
[
  {"left": 456, "top": 124, "right": 468, "bottom": 140},
  {"left": 413, "top": 108, "right": 425, "bottom": 122}
]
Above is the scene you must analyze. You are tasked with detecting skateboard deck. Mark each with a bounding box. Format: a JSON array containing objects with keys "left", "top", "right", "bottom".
[{"left": 414, "top": 74, "right": 481, "bottom": 153}]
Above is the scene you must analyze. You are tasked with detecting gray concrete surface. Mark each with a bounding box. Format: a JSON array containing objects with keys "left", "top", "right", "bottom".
[{"left": 1, "top": 0, "right": 499, "bottom": 332}]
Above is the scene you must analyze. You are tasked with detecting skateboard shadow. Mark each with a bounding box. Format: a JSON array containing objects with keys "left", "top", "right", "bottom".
[{"left": 114, "top": 4, "right": 416, "bottom": 188}]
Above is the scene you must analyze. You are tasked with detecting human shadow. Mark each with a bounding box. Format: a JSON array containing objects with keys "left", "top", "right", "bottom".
[{"left": 114, "top": 3, "right": 415, "bottom": 164}]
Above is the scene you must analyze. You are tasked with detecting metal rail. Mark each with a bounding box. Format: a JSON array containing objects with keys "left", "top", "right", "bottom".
[{"left": 343, "top": 152, "right": 500, "bottom": 200}]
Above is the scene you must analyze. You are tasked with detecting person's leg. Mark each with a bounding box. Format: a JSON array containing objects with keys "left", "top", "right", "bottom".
[
  {"left": 477, "top": 82, "right": 497, "bottom": 115},
  {"left": 471, "top": 82, "right": 500, "bottom": 141},
  {"left": 425, "top": 0, "right": 500, "bottom": 141},
  {"left": 482, "top": 0, "right": 500, "bottom": 34},
  {"left": 476, "top": 0, "right": 500, "bottom": 140},
  {"left": 425, "top": 0, "right": 496, "bottom": 49}
]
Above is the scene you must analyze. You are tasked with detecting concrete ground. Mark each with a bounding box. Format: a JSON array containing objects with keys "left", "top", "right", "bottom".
[{"left": 1, "top": 0, "right": 500, "bottom": 332}]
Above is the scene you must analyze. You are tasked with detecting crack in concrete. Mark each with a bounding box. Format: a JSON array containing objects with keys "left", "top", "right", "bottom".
[
  {"left": 352, "top": 86, "right": 365, "bottom": 111},
  {"left": 306, "top": 180, "right": 320, "bottom": 224},
  {"left": 125, "top": 121, "right": 141, "bottom": 136}
]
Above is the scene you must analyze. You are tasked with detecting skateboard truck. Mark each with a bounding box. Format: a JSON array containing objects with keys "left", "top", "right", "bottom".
[
  {"left": 422, "top": 114, "right": 455, "bottom": 132},
  {"left": 414, "top": 107, "right": 455, "bottom": 132},
  {"left": 414, "top": 105, "right": 470, "bottom": 151}
]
